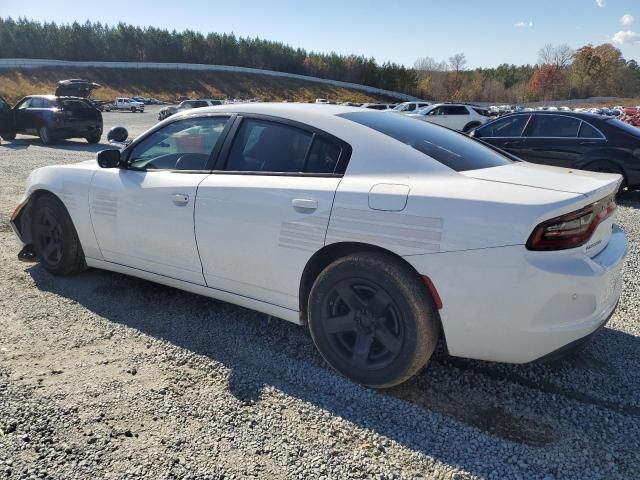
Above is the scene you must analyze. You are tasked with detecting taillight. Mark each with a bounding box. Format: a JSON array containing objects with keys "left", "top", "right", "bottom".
[{"left": 526, "top": 194, "right": 616, "bottom": 251}]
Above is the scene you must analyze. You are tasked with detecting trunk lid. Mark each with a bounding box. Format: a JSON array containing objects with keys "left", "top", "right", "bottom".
[
  {"left": 464, "top": 162, "right": 621, "bottom": 258},
  {"left": 55, "top": 79, "right": 101, "bottom": 98},
  {"left": 463, "top": 162, "right": 622, "bottom": 200}
]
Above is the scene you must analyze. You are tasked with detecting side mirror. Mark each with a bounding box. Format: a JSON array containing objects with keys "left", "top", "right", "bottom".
[
  {"left": 97, "top": 149, "right": 121, "bottom": 168},
  {"left": 107, "top": 126, "right": 128, "bottom": 143}
]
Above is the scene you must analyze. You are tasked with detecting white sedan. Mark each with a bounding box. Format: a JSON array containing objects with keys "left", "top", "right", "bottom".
[{"left": 10, "top": 104, "right": 627, "bottom": 388}]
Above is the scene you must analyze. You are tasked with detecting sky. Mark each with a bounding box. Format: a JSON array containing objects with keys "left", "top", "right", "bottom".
[{"left": 1, "top": 0, "right": 639, "bottom": 68}]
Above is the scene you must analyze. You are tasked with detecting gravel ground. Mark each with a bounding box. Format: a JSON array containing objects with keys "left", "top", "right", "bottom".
[{"left": 1, "top": 109, "right": 640, "bottom": 479}]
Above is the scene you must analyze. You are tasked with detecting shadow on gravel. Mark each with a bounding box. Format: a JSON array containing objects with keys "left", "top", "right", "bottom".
[
  {"left": 26, "top": 264, "right": 640, "bottom": 477},
  {"left": 0, "top": 138, "right": 111, "bottom": 153}
]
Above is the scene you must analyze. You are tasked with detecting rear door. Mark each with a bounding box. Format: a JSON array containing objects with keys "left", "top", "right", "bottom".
[
  {"left": 195, "top": 116, "right": 350, "bottom": 310},
  {"left": 520, "top": 114, "right": 584, "bottom": 168}
]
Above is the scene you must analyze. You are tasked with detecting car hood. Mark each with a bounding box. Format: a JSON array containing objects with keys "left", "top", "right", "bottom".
[{"left": 462, "top": 161, "right": 622, "bottom": 200}]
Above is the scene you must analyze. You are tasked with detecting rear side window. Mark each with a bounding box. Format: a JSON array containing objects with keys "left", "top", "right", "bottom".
[
  {"left": 478, "top": 115, "right": 529, "bottom": 137},
  {"left": 526, "top": 115, "right": 581, "bottom": 138},
  {"left": 226, "top": 119, "right": 313, "bottom": 172},
  {"left": 305, "top": 136, "right": 342, "bottom": 174},
  {"left": 578, "top": 121, "right": 603, "bottom": 139},
  {"left": 447, "top": 106, "right": 468, "bottom": 115},
  {"left": 338, "top": 111, "right": 513, "bottom": 172}
]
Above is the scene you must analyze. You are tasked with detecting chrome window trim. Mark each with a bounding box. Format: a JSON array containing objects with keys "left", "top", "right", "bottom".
[{"left": 479, "top": 113, "right": 606, "bottom": 140}]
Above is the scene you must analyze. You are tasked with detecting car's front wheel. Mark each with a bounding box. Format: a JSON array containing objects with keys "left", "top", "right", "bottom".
[
  {"left": 1, "top": 132, "right": 16, "bottom": 141},
  {"left": 31, "top": 194, "right": 86, "bottom": 276},
  {"left": 308, "top": 252, "right": 440, "bottom": 388},
  {"left": 86, "top": 133, "right": 101, "bottom": 144},
  {"left": 130, "top": 107, "right": 137, "bottom": 113},
  {"left": 38, "top": 126, "right": 55, "bottom": 145}
]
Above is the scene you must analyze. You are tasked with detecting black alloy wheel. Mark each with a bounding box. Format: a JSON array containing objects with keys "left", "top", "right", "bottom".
[{"left": 324, "top": 278, "right": 404, "bottom": 370}]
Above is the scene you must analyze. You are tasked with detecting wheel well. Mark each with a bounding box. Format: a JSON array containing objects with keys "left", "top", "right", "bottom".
[
  {"left": 17, "top": 189, "right": 62, "bottom": 244},
  {"left": 299, "top": 242, "right": 425, "bottom": 323}
]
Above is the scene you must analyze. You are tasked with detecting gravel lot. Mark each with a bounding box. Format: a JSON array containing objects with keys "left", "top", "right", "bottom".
[{"left": 1, "top": 107, "right": 640, "bottom": 479}]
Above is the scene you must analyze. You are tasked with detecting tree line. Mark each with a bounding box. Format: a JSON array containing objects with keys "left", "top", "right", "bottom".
[
  {"left": 0, "top": 18, "right": 417, "bottom": 94},
  {"left": 1, "top": 17, "right": 639, "bottom": 102},
  {"left": 414, "top": 44, "right": 640, "bottom": 103}
]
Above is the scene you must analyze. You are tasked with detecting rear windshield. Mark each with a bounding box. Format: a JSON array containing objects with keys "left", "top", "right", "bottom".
[{"left": 338, "top": 111, "right": 513, "bottom": 172}]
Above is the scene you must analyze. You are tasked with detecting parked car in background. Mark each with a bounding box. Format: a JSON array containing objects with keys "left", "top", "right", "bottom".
[
  {"left": 389, "top": 101, "right": 432, "bottom": 113},
  {"left": 315, "top": 98, "right": 330, "bottom": 104},
  {"left": 0, "top": 96, "right": 13, "bottom": 142},
  {"left": 361, "top": 103, "right": 391, "bottom": 110},
  {"left": 408, "top": 103, "right": 491, "bottom": 132},
  {"left": 157, "top": 99, "right": 223, "bottom": 121},
  {"left": 104, "top": 98, "right": 145, "bottom": 113},
  {"left": 471, "top": 111, "right": 640, "bottom": 190},
  {"left": 10, "top": 104, "right": 625, "bottom": 388},
  {"left": 0, "top": 95, "right": 103, "bottom": 144}
]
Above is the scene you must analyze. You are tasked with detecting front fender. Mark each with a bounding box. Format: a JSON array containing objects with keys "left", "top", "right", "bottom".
[{"left": 12, "top": 163, "right": 103, "bottom": 260}]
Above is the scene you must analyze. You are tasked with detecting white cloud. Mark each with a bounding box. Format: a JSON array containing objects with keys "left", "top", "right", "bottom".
[
  {"left": 621, "top": 14, "right": 635, "bottom": 26},
  {"left": 612, "top": 30, "right": 640, "bottom": 44},
  {"left": 595, "top": 0, "right": 605, "bottom": 7},
  {"left": 514, "top": 21, "right": 534, "bottom": 28}
]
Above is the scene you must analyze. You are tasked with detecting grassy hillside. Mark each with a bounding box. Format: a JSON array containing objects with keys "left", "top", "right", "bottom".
[{"left": 0, "top": 68, "right": 396, "bottom": 104}]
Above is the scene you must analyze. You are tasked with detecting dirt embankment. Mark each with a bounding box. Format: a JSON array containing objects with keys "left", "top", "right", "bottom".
[{"left": 0, "top": 68, "right": 395, "bottom": 104}]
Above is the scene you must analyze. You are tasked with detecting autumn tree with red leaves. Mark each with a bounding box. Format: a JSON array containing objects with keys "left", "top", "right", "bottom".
[{"left": 528, "top": 64, "right": 566, "bottom": 101}]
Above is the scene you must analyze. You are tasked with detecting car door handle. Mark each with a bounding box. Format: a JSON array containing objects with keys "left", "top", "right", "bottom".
[
  {"left": 172, "top": 193, "right": 189, "bottom": 206},
  {"left": 291, "top": 198, "right": 318, "bottom": 211},
  {"left": 579, "top": 141, "right": 598, "bottom": 145}
]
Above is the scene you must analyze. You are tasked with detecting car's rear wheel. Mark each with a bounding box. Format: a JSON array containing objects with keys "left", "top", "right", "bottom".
[
  {"left": 31, "top": 194, "right": 86, "bottom": 276},
  {"left": 585, "top": 163, "right": 627, "bottom": 194},
  {"left": 308, "top": 252, "right": 439, "bottom": 388},
  {"left": 463, "top": 121, "right": 481, "bottom": 133},
  {"left": 86, "top": 133, "right": 101, "bottom": 144},
  {"left": 38, "top": 126, "right": 55, "bottom": 145}
]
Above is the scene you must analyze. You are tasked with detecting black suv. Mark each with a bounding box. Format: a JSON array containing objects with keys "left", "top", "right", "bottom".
[{"left": 0, "top": 79, "right": 103, "bottom": 145}]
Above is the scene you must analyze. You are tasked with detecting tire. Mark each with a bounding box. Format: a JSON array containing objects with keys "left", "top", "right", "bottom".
[
  {"left": 463, "top": 122, "right": 481, "bottom": 133},
  {"left": 31, "top": 194, "right": 86, "bottom": 276},
  {"left": 38, "top": 125, "right": 55, "bottom": 145},
  {"left": 131, "top": 107, "right": 137, "bottom": 113},
  {"left": 86, "top": 133, "right": 101, "bottom": 144},
  {"left": 2, "top": 132, "right": 16, "bottom": 141},
  {"left": 307, "top": 252, "right": 440, "bottom": 388}
]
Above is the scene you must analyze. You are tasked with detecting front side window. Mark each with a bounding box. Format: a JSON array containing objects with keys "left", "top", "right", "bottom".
[
  {"left": 427, "top": 106, "right": 446, "bottom": 116},
  {"left": 406, "top": 104, "right": 416, "bottom": 111},
  {"left": 338, "top": 111, "right": 513, "bottom": 172},
  {"left": 16, "top": 98, "right": 32, "bottom": 110},
  {"left": 226, "top": 119, "right": 313, "bottom": 172},
  {"left": 478, "top": 115, "right": 529, "bottom": 137},
  {"left": 127, "top": 116, "right": 229, "bottom": 171},
  {"left": 526, "top": 115, "right": 581, "bottom": 138}
]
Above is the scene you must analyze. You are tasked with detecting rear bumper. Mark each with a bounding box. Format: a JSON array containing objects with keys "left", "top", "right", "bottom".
[{"left": 405, "top": 225, "right": 627, "bottom": 363}]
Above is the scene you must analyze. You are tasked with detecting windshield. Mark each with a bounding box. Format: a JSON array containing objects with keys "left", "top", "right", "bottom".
[
  {"left": 338, "top": 111, "right": 513, "bottom": 172},
  {"left": 392, "top": 103, "right": 408, "bottom": 111}
]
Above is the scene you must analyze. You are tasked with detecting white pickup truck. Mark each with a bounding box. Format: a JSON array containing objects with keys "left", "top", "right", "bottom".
[{"left": 104, "top": 98, "right": 145, "bottom": 113}]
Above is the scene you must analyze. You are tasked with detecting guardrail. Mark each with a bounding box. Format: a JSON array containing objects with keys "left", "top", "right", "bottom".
[{"left": 0, "top": 58, "right": 420, "bottom": 101}]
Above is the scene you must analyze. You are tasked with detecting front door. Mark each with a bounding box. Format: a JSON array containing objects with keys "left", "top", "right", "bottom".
[
  {"left": 195, "top": 116, "right": 349, "bottom": 310},
  {"left": 89, "top": 115, "right": 232, "bottom": 284},
  {"left": 0, "top": 97, "right": 14, "bottom": 137}
]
